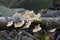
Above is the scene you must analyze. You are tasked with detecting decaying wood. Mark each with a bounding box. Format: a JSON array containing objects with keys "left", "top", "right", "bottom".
[
  {"left": 0, "top": 17, "right": 60, "bottom": 30},
  {"left": 40, "top": 10, "right": 60, "bottom": 17},
  {"left": 0, "top": 17, "right": 25, "bottom": 29}
]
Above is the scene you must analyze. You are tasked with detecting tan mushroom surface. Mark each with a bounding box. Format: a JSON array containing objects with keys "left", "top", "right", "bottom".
[
  {"left": 33, "top": 24, "right": 41, "bottom": 32},
  {"left": 13, "top": 12, "right": 25, "bottom": 28},
  {"left": 7, "top": 21, "right": 13, "bottom": 27}
]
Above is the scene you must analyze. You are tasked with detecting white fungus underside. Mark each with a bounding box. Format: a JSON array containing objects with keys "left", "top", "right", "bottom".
[
  {"left": 14, "top": 20, "right": 24, "bottom": 27},
  {"left": 7, "top": 21, "right": 13, "bottom": 27}
]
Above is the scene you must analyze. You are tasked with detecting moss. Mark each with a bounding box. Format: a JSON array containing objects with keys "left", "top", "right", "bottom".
[
  {"left": 34, "top": 19, "right": 41, "bottom": 22},
  {"left": 34, "top": 33, "right": 50, "bottom": 40},
  {"left": 34, "top": 33, "right": 45, "bottom": 40}
]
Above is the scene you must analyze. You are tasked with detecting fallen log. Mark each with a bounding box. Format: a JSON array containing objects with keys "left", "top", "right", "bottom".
[
  {"left": 0, "top": 17, "right": 60, "bottom": 30},
  {"left": 41, "top": 18, "right": 60, "bottom": 30},
  {"left": 40, "top": 9, "right": 60, "bottom": 17},
  {"left": 0, "top": 17, "right": 25, "bottom": 30}
]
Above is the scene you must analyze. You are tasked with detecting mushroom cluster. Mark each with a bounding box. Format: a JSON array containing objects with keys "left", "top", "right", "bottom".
[{"left": 6, "top": 10, "right": 41, "bottom": 33}]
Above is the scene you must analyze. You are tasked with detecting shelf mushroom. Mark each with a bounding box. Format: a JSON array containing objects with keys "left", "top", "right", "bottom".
[{"left": 12, "top": 12, "right": 25, "bottom": 28}]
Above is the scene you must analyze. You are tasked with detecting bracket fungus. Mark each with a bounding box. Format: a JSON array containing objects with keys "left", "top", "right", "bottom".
[
  {"left": 49, "top": 28, "right": 56, "bottom": 32},
  {"left": 33, "top": 24, "right": 41, "bottom": 32},
  {"left": 12, "top": 12, "right": 25, "bottom": 28},
  {"left": 14, "top": 20, "right": 24, "bottom": 28},
  {"left": 7, "top": 21, "right": 13, "bottom": 27}
]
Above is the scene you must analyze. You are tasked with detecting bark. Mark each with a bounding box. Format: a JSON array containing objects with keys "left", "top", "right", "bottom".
[
  {"left": 41, "top": 18, "right": 60, "bottom": 30},
  {"left": 0, "top": 17, "right": 60, "bottom": 30}
]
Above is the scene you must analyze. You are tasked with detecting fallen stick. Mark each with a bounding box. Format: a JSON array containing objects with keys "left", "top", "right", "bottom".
[{"left": 22, "top": 30, "right": 39, "bottom": 40}]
